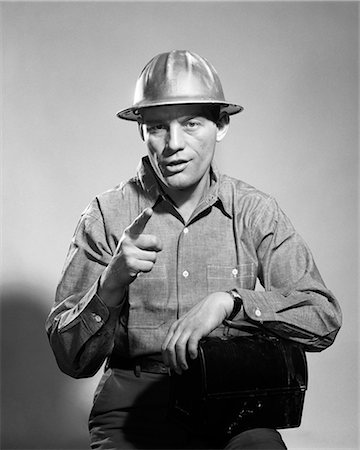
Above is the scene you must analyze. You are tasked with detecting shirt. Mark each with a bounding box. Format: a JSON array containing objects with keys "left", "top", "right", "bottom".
[{"left": 46, "top": 156, "right": 342, "bottom": 379}]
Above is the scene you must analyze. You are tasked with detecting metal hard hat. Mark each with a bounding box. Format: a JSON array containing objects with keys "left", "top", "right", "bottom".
[{"left": 117, "top": 50, "right": 243, "bottom": 121}]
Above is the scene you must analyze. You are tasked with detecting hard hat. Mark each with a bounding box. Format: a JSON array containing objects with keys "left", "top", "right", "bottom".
[{"left": 117, "top": 50, "right": 243, "bottom": 121}]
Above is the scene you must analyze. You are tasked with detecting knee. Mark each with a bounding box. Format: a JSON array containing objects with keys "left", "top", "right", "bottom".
[{"left": 224, "top": 428, "right": 287, "bottom": 450}]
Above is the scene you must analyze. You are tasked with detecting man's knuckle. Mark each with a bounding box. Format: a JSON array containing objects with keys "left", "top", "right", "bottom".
[
  {"left": 161, "top": 343, "right": 167, "bottom": 353},
  {"left": 126, "top": 256, "right": 136, "bottom": 267},
  {"left": 155, "top": 238, "right": 163, "bottom": 251},
  {"left": 188, "top": 335, "right": 199, "bottom": 346},
  {"left": 121, "top": 237, "right": 132, "bottom": 249},
  {"left": 170, "top": 320, "right": 179, "bottom": 331},
  {"left": 142, "top": 263, "right": 153, "bottom": 273},
  {"left": 149, "top": 236, "right": 159, "bottom": 248}
]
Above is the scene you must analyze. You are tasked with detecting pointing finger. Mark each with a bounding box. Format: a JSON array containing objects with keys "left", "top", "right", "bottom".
[
  {"left": 135, "top": 235, "right": 163, "bottom": 252},
  {"left": 127, "top": 208, "right": 153, "bottom": 236}
]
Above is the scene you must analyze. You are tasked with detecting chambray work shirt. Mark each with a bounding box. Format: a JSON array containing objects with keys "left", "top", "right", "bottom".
[{"left": 46, "top": 157, "right": 342, "bottom": 378}]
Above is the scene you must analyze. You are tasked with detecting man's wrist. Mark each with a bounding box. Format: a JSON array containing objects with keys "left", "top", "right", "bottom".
[
  {"left": 98, "top": 274, "right": 127, "bottom": 308},
  {"left": 224, "top": 289, "right": 243, "bottom": 322}
]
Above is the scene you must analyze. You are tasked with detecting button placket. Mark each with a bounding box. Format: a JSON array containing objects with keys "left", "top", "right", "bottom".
[
  {"left": 177, "top": 224, "right": 194, "bottom": 319},
  {"left": 180, "top": 227, "right": 190, "bottom": 279}
]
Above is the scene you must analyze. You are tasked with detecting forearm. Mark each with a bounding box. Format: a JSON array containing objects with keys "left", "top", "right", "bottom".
[
  {"left": 97, "top": 267, "right": 128, "bottom": 308},
  {"left": 228, "top": 284, "right": 341, "bottom": 351}
]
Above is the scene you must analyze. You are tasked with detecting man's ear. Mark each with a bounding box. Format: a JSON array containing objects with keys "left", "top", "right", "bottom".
[
  {"left": 138, "top": 122, "right": 145, "bottom": 141},
  {"left": 216, "top": 112, "right": 230, "bottom": 142}
]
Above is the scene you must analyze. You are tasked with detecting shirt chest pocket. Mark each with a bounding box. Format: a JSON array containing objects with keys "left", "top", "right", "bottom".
[
  {"left": 206, "top": 263, "right": 256, "bottom": 293},
  {"left": 128, "top": 265, "right": 168, "bottom": 329}
]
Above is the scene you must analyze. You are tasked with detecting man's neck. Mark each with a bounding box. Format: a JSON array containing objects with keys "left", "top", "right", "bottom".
[{"left": 164, "top": 173, "right": 211, "bottom": 223}]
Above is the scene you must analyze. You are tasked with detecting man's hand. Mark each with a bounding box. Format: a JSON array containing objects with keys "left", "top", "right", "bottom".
[
  {"left": 98, "top": 207, "right": 162, "bottom": 307},
  {"left": 161, "top": 292, "right": 234, "bottom": 374}
]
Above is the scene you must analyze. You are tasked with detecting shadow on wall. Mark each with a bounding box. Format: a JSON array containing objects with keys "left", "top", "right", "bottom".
[{"left": 1, "top": 285, "right": 91, "bottom": 450}]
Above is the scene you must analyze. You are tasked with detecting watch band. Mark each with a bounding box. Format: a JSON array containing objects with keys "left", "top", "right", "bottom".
[{"left": 225, "top": 289, "right": 243, "bottom": 321}]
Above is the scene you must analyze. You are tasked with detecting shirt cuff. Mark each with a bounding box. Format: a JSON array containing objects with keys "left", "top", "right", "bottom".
[{"left": 235, "top": 288, "right": 278, "bottom": 324}]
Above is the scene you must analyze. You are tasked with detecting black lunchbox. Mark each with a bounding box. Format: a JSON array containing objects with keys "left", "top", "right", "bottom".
[{"left": 170, "top": 334, "right": 307, "bottom": 441}]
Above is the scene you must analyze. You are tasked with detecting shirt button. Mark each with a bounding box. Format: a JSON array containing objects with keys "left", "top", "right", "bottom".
[
  {"left": 255, "top": 308, "right": 262, "bottom": 317},
  {"left": 182, "top": 270, "right": 189, "bottom": 278},
  {"left": 183, "top": 227, "right": 189, "bottom": 234},
  {"left": 232, "top": 268, "right": 238, "bottom": 277},
  {"left": 92, "top": 314, "right": 102, "bottom": 323}
]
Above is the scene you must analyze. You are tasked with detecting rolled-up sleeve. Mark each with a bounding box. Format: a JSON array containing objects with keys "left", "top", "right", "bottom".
[
  {"left": 231, "top": 197, "right": 342, "bottom": 351},
  {"left": 45, "top": 200, "right": 123, "bottom": 378}
]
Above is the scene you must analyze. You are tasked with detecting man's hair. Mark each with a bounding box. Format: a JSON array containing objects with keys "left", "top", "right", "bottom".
[
  {"left": 203, "top": 105, "right": 222, "bottom": 123},
  {"left": 138, "top": 104, "right": 224, "bottom": 125}
]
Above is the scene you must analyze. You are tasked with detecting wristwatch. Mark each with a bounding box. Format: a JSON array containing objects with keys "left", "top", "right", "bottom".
[{"left": 225, "top": 289, "right": 243, "bottom": 321}]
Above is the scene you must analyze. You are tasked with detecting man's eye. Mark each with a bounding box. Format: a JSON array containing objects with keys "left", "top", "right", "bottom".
[
  {"left": 148, "top": 124, "right": 166, "bottom": 133},
  {"left": 184, "top": 121, "right": 200, "bottom": 130}
]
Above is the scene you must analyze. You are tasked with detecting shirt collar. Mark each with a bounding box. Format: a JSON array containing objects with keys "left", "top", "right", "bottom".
[
  {"left": 136, "top": 156, "right": 233, "bottom": 218},
  {"left": 136, "top": 156, "right": 162, "bottom": 203}
]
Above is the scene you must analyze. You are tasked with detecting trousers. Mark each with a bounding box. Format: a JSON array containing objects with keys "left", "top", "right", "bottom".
[{"left": 89, "top": 368, "right": 287, "bottom": 450}]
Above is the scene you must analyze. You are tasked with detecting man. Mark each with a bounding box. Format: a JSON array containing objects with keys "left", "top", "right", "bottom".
[{"left": 46, "top": 50, "right": 342, "bottom": 449}]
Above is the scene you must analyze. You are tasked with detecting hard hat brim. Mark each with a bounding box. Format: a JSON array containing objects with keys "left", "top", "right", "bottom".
[{"left": 116, "top": 101, "right": 243, "bottom": 122}]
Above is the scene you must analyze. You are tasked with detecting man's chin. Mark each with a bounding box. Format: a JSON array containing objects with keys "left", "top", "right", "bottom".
[{"left": 162, "top": 176, "right": 197, "bottom": 193}]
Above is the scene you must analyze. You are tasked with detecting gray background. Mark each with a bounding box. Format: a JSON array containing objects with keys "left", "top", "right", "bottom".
[{"left": 1, "top": 2, "right": 358, "bottom": 449}]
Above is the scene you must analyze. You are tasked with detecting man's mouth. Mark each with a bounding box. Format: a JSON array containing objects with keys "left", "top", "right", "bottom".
[{"left": 163, "top": 159, "right": 189, "bottom": 173}]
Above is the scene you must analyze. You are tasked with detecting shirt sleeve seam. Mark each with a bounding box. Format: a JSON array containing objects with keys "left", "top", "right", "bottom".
[{"left": 252, "top": 195, "right": 277, "bottom": 232}]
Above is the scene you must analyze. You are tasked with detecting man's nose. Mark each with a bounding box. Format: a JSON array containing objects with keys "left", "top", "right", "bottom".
[{"left": 167, "top": 123, "right": 185, "bottom": 152}]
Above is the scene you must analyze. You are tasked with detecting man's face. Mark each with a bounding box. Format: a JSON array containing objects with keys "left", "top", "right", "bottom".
[{"left": 140, "top": 104, "right": 228, "bottom": 195}]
